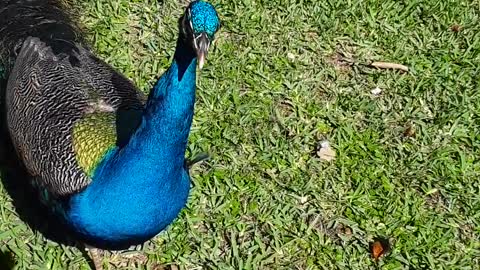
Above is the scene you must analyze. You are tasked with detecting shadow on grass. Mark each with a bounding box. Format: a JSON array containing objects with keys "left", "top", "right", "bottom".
[
  {"left": 0, "top": 249, "right": 15, "bottom": 270},
  {"left": 0, "top": 119, "right": 76, "bottom": 248}
]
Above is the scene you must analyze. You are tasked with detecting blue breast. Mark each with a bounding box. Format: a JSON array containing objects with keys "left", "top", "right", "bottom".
[
  {"left": 68, "top": 158, "right": 191, "bottom": 248},
  {"left": 64, "top": 57, "right": 197, "bottom": 249}
]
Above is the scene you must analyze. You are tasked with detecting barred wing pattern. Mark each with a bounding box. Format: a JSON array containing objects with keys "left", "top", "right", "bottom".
[{"left": 6, "top": 37, "right": 146, "bottom": 196}]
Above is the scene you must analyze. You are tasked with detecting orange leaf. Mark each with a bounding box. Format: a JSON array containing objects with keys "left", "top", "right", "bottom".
[
  {"left": 371, "top": 241, "right": 384, "bottom": 260},
  {"left": 370, "top": 237, "right": 391, "bottom": 261}
]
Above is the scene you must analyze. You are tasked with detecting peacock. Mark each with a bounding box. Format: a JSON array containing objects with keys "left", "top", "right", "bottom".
[{"left": 0, "top": 0, "right": 220, "bottom": 268}]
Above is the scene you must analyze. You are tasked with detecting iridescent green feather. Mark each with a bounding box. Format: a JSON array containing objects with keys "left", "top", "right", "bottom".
[
  {"left": 29, "top": 112, "right": 119, "bottom": 216},
  {"left": 73, "top": 113, "right": 117, "bottom": 177}
]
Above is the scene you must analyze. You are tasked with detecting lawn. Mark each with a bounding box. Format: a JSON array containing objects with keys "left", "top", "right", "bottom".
[{"left": 1, "top": 0, "right": 479, "bottom": 269}]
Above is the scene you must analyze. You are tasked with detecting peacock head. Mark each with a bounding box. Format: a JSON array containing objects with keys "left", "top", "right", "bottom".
[{"left": 180, "top": 0, "right": 220, "bottom": 69}]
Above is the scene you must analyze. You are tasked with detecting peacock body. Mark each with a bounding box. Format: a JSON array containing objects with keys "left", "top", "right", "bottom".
[{"left": 0, "top": 0, "right": 220, "bottom": 250}]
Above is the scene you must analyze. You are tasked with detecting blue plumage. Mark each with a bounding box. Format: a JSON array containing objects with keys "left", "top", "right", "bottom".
[
  {"left": 68, "top": 53, "right": 197, "bottom": 247},
  {"left": 190, "top": 1, "right": 220, "bottom": 38},
  {"left": 0, "top": 0, "right": 220, "bottom": 255},
  {"left": 66, "top": 1, "right": 220, "bottom": 248}
]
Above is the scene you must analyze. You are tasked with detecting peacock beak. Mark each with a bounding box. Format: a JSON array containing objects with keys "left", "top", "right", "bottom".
[{"left": 194, "top": 32, "right": 210, "bottom": 69}]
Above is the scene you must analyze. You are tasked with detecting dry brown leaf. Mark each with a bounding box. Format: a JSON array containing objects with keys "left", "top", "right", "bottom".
[
  {"left": 370, "top": 237, "right": 391, "bottom": 261},
  {"left": 403, "top": 124, "right": 416, "bottom": 137},
  {"left": 317, "top": 141, "right": 336, "bottom": 161},
  {"left": 450, "top": 25, "right": 462, "bottom": 32}
]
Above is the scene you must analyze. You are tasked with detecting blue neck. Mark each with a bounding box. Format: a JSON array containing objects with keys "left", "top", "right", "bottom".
[{"left": 67, "top": 38, "right": 197, "bottom": 248}]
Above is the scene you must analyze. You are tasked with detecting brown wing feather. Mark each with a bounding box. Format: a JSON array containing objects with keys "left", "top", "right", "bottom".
[{"left": 6, "top": 37, "right": 144, "bottom": 197}]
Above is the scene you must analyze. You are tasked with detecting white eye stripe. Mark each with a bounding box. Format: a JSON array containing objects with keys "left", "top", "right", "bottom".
[
  {"left": 193, "top": 36, "right": 198, "bottom": 49},
  {"left": 187, "top": 8, "right": 194, "bottom": 31},
  {"left": 193, "top": 33, "right": 210, "bottom": 50}
]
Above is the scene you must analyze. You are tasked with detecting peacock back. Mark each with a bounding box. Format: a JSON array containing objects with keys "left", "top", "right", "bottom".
[{"left": 6, "top": 36, "right": 146, "bottom": 197}]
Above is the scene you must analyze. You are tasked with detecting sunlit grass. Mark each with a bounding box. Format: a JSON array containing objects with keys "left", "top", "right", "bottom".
[{"left": 1, "top": 0, "right": 479, "bottom": 269}]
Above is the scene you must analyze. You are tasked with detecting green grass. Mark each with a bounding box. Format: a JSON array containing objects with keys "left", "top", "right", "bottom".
[{"left": 1, "top": 0, "right": 480, "bottom": 269}]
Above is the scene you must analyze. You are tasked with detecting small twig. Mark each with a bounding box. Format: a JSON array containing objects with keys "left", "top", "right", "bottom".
[{"left": 370, "top": 61, "right": 409, "bottom": 72}]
